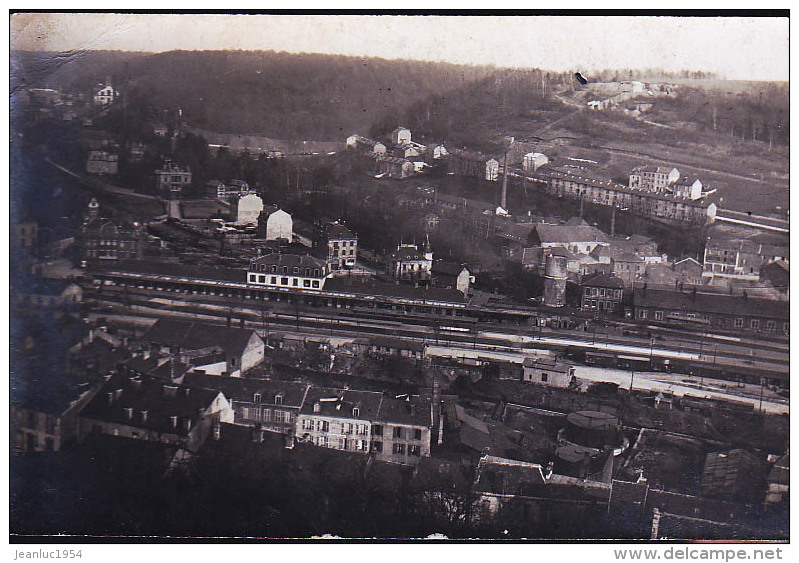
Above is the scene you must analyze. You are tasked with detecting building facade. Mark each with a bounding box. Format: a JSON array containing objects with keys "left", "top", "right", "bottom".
[
  {"left": 522, "top": 357, "right": 575, "bottom": 388},
  {"left": 323, "top": 222, "right": 358, "bottom": 269},
  {"left": 155, "top": 160, "right": 192, "bottom": 196},
  {"left": 258, "top": 207, "right": 293, "bottom": 241},
  {"left": 86, "top": 151, "right": 119, "bottom": 175},
  {"left": 247, "top": 253, "right": 330, "bottom": 291},
  {"left": 580, "top": 273, "right": 624, "bottom": 312}
]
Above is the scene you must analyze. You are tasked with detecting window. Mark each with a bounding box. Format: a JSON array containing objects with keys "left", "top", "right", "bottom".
[
  {"left": 751, "top": 319, "right": 760, "bottom": 330},
  {"left": 281, "top": 277, "right": 289, "bottom": 285},
  {"left": 372, "top": 441, "right": 383, "bottom": 453},
  {"left": 292, "top": 278, "right": 298, "bottom": 286},
  {"left": 409, "top": 445, "right": 421, "bottom": 457},
  {"left": 271, "top": 276, "right": 277, "bottom": 284},
  {"left": 253, "top": 393, "right": 262, "bottom": 403},
  {"left": 303, "top": 279, "right": 311, "bottom": 287},
  {"left": 372, "top": 424, "right": 383, "bottom": 436},
  {"left": 414, "top": 428, "right": 422, "bottom": 441},
  {"left": 249, "top": 274, "right": 256, "bottom": 283},
  {"left": 302, "top": 419, "right": 313, "bottom": 430},
  {"left": 282, "top": 266, "right": 288, "bottom": 274},
  {"left": 734, "top": 318, "right": 744, "bottom": 328},
  {"left": 352, "top": 407, "right": 360, "bottom": 418},
  {"left": 274, "top": 395, "right": 283, "bottom": 405},
  {"left": 637, "top": 309, "right": 647, "bottom": 320},
  {"left": 393, "top": 443, "right": 405, "bottom": 455},
  {"left": 541, "top": 372, "right": 548, "bottom": 382},
  {"left": 783, "top": 322, "right": 789, "bottom": 334},
  {"left": 312, "top": 281, "right": 320, "bottom": 288},
  {"left": 394, "top": 427, "right": 404, "bottom": 439},
  {"left": 654, "top": 311, "right": 663, "bottom": 321}
]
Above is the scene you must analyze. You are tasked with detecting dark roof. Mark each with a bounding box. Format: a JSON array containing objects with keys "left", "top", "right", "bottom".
[
  {"left": 183, "top": 373, "right": 309, "bottom": 408},
  {"left": 250, "top": 253, "right": 327, "bottom": 272},
  {"left": 376, "top": 394, "right": 432, "bottom": 427},
  {"left": 79, "top": 372, "right": 224, "bottom": 436},
  {"left": 432, "top": 259, "right": 465, "bottom": 277},
  {"left": 299, "top": 387, "right": 383, "bottom": 420},
  {"left": 324, "top": 277, "right": 466, "bottom": 304},
  {"left": 325, "top": 222, "right": 357, "bottom": 240},
  {"left": 370, "top": 336, "right": 426, "bottom": 353},
  {"left": 474, "top": 455, "right": 547, "bottom": 494},
  {"left": 142, "top": 319, "right": 261, "bottom": 357},
  {"left": 92, "top": 260, "right": 246, "bottom": 284},
  {"left": 390, "top": 245, "right": 426, "bottom": 261},
  {"left": 567, "top": 410, "right": 620, "bottom": 431},
  {"left": 581, "top": 272, "right": 625, "bottom": 289},
  {"left": 534, "top": 224, "right": 609, "bottom": 245},
  {"left": 634, "top": 288, "right": 789, "bottom": 320},
  {"left": 701, "top": 449, "right": 767, "bottom": 499},
  {"left": 522, "top": 356, "right": 571, "bottom": 373}
]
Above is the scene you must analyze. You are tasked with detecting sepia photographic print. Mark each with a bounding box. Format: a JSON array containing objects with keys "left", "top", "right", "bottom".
[{"left": 8, "top": 11, "right": 790, "bottom": 548}]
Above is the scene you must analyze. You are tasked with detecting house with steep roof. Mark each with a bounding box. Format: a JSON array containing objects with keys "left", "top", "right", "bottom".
[
  {"left": 78, "top": 372, "right": 233, "bottom": 452},
  {"left": 142, "top": 318, "right": 265, "bottom": 377},
  {"left": 183, "top": 373, "right": 309, "bottom": 436},
  {"left": 296, "top": 387, "right": 383, "bottom": 454},
  {"left": 531, "top": 224, "right": 610, "bottom": 255},
  {"left": 432, "top": 259, "right": 474, "bottom": 295},
  {"left": 373, "top": 394, "right": 434, "bottom": 465},
  {"left": 388, "top": 239, "right": 433, "bottom": 283},
  {"left": 257, "top": 206, "right": 293, "bottom": 241}
]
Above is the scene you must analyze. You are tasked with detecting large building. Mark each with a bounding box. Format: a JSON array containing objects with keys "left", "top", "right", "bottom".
[
  {"left": 321, "top": 222, "right": 358, "bottom": 270},
  {"left": 79, "top": 200, "right": 143, "bottom": 263},
  {"left": 448, "top": 149, "right": 500, "bottom": 182},
  {"left": 183, "top": 374, "right": 310, "bottom": 436},
  {"left": 522, "top": 152, "right": 549, "bottom": 172},
  {"left": 247, "top": 253, "right": 330, "bottom": 291},
  {"left": 372, "top": 394, "right": 433, "bottom": 465},
  {"left": 703, "top": 234, "right": 789, "bottom": 282},
  {"left": 532, "top": 224, "right": 609, "bottom": 255},
  {"left": 629, "top": 165, "right": 704, "bottom": 201},
  {"left": 580, "top": 272, "right": 624, "bottom": 312},
  {"left": 388, "top": 239, "right": 433, "bottom": 283},
  {"left": 142, "top": 319, "right": 265, "bottom": 377},
  {"left": 78, "top": 372, "right": 234, "bottom": 453},
  {"left": 633, "top": 288, "right": 789, "bottom": 335},
  {"left": 236, "top": 194, "right": 264, "bottom": 226},
  {"left": 533, "top": 168, "right": 716, "bottom": 225},
  {"left": 296, "top": 387, "right": 381, "bottom": 454},
  {"left": 155, "top": 159, "right": 192, "bottom": 196},
  {"left": 257, "top": 206, "right": 293, "bottom": 241},
  {"left": 86, "top": 151, "right": 119, "bottom": 175}
]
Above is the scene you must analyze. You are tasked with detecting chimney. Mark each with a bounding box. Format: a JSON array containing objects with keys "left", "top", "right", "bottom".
[
  {"left": 170, "top": 415, "right": 178, "bottom": 429},
  {"left": 213, "top": 419, "right": 221, "bottom": 441},
  {"left": 431, "top": 379, "right": 442, "bottom": 446},
  {"left": 124, "top": 407, "right": 133, "bottom": 420},
  {"left": 141, "top": 410, "right": 148, "bottom": 423},
  {"left": 107, "top": 392, "right": 114, "bottom": 406}
]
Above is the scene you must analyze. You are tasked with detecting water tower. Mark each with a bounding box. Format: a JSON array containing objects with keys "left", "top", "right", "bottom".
[{"left": 543, "top": 253, "right": 567, "bottom": 307}]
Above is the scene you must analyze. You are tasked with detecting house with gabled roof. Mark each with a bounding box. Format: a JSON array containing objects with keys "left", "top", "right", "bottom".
[
  {"left": 142, "top": 318, "right": 265, "bottom": 377},
  {"left": 78, "top": 372, "right": 233, "bottom": 452}
]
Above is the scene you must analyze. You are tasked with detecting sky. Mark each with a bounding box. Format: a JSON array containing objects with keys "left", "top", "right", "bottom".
[{"left": 10, "top": 13, "right": 790, "bottom": 81}]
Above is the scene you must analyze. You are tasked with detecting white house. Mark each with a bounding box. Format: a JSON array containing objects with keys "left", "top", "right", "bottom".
[
  {"left": 522, "top": 357, "right": 574, "bottom": 388},
  {"left": 373, "top": 143, "right": 387, "bottom": 155},
  {"left": 236, "top": 194, "right": 263, "bottom": 226},
  {"left": 392, "top": 127, "right": 412, "bottom": 145},
  {"left": 485, "top": 158, "right": 500, "bottom": 182},
  {"left": 93, "top": 84, "right": 116, "bottom": 106},
  {"left": 523, "top": 152, "right": 549, "bottom": 172},
  {"left": 259, "top": 207, "right": 293, "bottom": 241},
  {"left": 432, "top": 145, "right": 448, "bottom": 159}
]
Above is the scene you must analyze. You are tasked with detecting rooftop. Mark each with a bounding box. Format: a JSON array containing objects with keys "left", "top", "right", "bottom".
[
  {"left": 183, "top": 373, "right": 309, "bottom": 408},
  {"left": 376, "top": 394, "right": 432, "bottom": 427},
  {"left": 370, "top": 335, "right": 426, "bottom": 353},
  {"left": 143, "top": 318, "right": 260, "bottom": 357},
  {"left": 299, "top": 387, "right": 383, "bottom": 421},
  {"left": 534, "top": 224, "right": 609, "bottom": 245},
  {"left": 79, "top": 372, "right": 224, "bottom": 436},
  {"left": 634, "top": 288, "right": 789, "bottom": 320},
  {"left": 250, "top": 253, "right": 327, "bottom": 272}
]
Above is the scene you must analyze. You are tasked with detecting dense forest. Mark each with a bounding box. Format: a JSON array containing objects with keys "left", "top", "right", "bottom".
[{"left": 12, "top": 49, "right": 789, "bottom": 148}]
